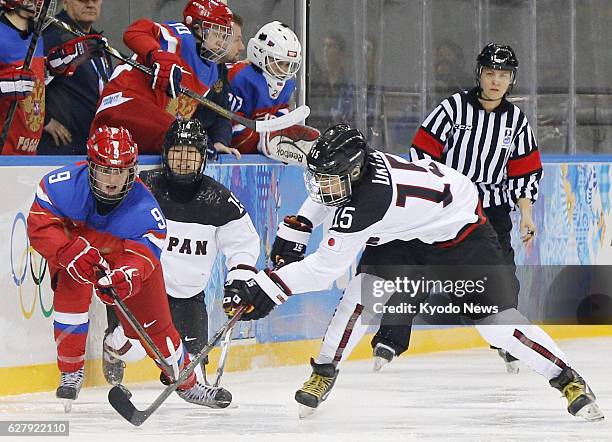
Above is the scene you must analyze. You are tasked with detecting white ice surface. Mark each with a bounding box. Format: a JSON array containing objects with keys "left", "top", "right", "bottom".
[{"left": 1, "top": 338, "right": 611, "bottom": 442}]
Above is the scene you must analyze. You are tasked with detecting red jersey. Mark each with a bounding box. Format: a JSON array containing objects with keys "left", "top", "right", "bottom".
[
  {"left": 0, "top": 21, "right": 46, "bottom": 154},
  {"left": 97, "top": 19, "right": 218, "bottom": 121}
]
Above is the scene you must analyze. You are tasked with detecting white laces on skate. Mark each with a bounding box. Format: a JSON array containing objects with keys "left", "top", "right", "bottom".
[
  {"left": 60, "top": 368, "right": 84, "bottom": 389},
  {"left": 178, "top": 382, "right": 224, "bottom": 405}
]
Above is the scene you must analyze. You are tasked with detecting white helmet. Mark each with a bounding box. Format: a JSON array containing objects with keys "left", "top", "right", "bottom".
[{"left": 247, "top": 21, "right": 301, "bottom": 98}]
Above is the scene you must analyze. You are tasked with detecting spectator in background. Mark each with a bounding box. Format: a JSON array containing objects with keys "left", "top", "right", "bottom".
[
  {"left": 428, "top": 39, "right": 470, "bottom": 108},
  {"left": 224, "top": 13, "right": 244, "bottom": 64},
  {"left": 0, "top": 0, "right": 104, "bottom": 155},
  {"left": 310, "top": 34, "right": 383, "bottom": 145},
  {"left": 0, "top": 0, "right": 44, "bottom": 155},
  {"left": 40, "top": 0, "right": 111, "bottom": 155},
  {"left": 309, "top": 32, "right": 354, "bottom": 133}
]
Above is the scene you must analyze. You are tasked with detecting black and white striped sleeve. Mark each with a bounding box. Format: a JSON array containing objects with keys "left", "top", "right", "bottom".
[
  {"left": 409, "top": 97, "right": 455, "bottom": 162},
  {"left": 507, "top": 117, "right": 543, "bottom": 204}
]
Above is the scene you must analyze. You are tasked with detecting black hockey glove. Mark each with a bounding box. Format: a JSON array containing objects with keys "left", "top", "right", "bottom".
[
  {"left": 223, "top": 264, "right": 257, "bottom": 317},
  {"left": 270, "top": 215, "right": 313, "bottom": 268},
  {"left": 223, "top": 269, "right": 290, "bottom": 321}
]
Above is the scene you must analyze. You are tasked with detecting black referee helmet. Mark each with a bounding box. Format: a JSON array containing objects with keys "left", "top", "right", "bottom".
[{"left": 476, "top": 43, "right": 519, "bottom": 94}]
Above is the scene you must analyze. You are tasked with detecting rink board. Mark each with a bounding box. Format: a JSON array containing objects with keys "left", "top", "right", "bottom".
[{"left": 1, "top": 155, "right": 612, "bottom": 396}]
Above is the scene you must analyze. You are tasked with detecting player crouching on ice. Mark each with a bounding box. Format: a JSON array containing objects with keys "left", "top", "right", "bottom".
[
  {"left": 27, "top": 126, "right": 230, "bottom": 412},
  {"left": 223, "top": 124, "right": 604, "bottom": 421},
  {"left": 102, "top": 119, "right": 259, "bottom": 407}
]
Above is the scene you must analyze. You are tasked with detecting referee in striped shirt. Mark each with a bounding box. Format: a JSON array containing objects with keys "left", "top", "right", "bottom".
[{"left": 372, "top": 43, "right": 543, "bottom": 373}]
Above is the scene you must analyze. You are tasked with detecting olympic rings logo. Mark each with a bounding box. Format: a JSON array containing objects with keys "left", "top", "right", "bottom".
[{"left": 10, "top": 213, "right": 53, "bottom": 319}]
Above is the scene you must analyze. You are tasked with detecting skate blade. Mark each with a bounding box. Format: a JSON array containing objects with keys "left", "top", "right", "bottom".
[
  {"left": 61, "top": 399, "right": 74, "bottom": 413},
  {"left": 298, "top": 404, "right": 316, "bottom": 419},
  {"left": 576, "top": 403, "right": 605, "bottom": 421},
  {"left": 373, "top": 356, "right": 389, "bottom": 372},
  {"left": 505, "top": 361, "right": 519, "bottom": 374}
]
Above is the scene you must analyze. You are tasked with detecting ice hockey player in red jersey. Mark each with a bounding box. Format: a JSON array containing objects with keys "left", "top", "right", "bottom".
[
  {"left": 0, "top": 0, "right": 105, "bottom": 154},
  {"left": 91, "top": 0, "right": 238, "bottom": 155},
  {"left": 102, "top": 119, "right": 258, "bottom": 405},
  {"left": 27, "top": 125, "right": 231, "bottom": 412},
  {"left": 223, "top": 124, "right": 604, "bottom": 422},
  {"left": 228, "top": 20, "right": 319, "bottom": 164}
]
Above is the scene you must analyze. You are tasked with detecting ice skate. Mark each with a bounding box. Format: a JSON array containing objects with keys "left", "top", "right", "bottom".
[
  {"left": 295, "top": 358, "right": 338, "bottom": 418},
  {"left": 497, "top": 348, "right": 519, "bottom": 374},
  {"left": 176, "top": 381, "right": 232, "bottom": 408},
  {"left": 373, "top": 343, "right": 396, "bottom": 372},
  {"left": 56, "top": 368, "right": 84, "bottom": 413},
  {"left": 549, "top": 367, "right": 604, "bottom": 421},
  {"left": 102, "top": 330, "right": 126, "bottom": 385}
]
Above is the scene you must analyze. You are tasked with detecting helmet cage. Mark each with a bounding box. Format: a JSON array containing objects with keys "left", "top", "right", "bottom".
[
  {"left": 88, "top": 163, "right": 136, "bottom": 204},
  {"left": 87, "top": 126, "right": 138, "bottom": 204},
  {"left": 199, "top": 22, "right": 233, "bottom": 62},
  {"left": 162, "top": 119, "right": 208, "bottom": 185},
  {"left": 263, "top": 54, "right": 301, "bottom": 82},
  {"left": 304, "top": 170, "right": 352, "bottom": 207},
  {"left": 247, "top": 21, "right": 302, "bottom": 82},
  {"left": 183, "top": 0, "right": 233, "bottom": 62},
  {"left": 163, "top": 145, "right": 206, "bottom": 185}
]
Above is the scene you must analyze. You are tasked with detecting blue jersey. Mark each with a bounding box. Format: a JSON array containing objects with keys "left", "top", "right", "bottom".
[
  {"left": 31, "top": 163, "right": 166, "bottom": 260},
  {"left": 0, "top": 19, "right": 46, "bottom": 154},
  {"left": 160, "top": 21, "right": 218, "bottom": 89},
  {"left": 0, "top": 20, "right": 44, "bottom": 64},
  {"left": 228, "top": 62, "right": 295, "bottom": 120}
]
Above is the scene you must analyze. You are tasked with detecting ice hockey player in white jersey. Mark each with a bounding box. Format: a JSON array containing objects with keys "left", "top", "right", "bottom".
[
  {"left": 223, "top": 123, "right": 604, "bottom": 421},
  {"left": 103, "top": 119, "right": 260, "bottom": 408}
]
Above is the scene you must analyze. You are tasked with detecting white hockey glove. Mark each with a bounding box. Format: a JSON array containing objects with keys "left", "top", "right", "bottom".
[{"left": 258, "top": 124, "right": 320, "bottom": 165}]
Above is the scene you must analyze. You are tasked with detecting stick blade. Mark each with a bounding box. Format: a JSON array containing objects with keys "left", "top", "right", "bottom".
[
  {"left": 108, "top": 385, "right": 147, "bottom": 426},
  {"left": 255, "top": 105, "right": 311, "bottom": 133}
]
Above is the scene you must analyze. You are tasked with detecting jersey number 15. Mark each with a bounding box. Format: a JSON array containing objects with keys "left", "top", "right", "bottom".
[{"left": 386, "top": 155, "right": 453, "bottom": 208}]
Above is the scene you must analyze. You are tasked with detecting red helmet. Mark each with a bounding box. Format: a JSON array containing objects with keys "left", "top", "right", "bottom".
[
  {"left": 1, "top": 0, "right": 43, "bottom": 16},
  {"left": 1, "top": 0, "right": 27, "bottom": 10},
  {"left": 87, "top": 126, "right": 138, "bottom": 203},
  {"left": 183, "top": 0, "right": 233, "bottom": 62}
]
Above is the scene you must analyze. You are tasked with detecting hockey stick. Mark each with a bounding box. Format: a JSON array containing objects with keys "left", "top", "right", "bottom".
[
  {"left": 212, "top": 324, "right": 234, "bottom": 387},
  {"left": 108, "top": 305, "right": 247, "bottom": 426},
  {"left": 97, "top": 276, "right": 175, "bottom": 378},
  {"left": 0, "top": 0, "right": 55, "bottom": 152},
  {"left": 32, "top": 13, "right": 310, "bottom": 133}
]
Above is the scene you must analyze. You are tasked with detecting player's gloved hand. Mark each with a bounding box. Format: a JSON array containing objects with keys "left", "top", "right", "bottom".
[
  {"left": 270, "top": 215, "right": 313, "bottom": 268},
  {"left": 147, "top": 50, "right": 183, "bottom": 99},
  {"left": 223, "top": 265, "right": 257, "bottom": 317},
  {"left": 46, "top": 35, "right": 108, "bottom": 76},
  {"left": 0, "top": 66, "right": 36, "bottom": 101},
  {"left": 95, "top": 266, "right": 141, "bottom": 305},
  {"left": 57, "top": 236, "right": 109, "bottom": 285},
  {"left": 260, "top": 124, "right": 320, "bottom": 165},
  {"left": 223, "top": 269, "right": 290, "bottom": 321}
]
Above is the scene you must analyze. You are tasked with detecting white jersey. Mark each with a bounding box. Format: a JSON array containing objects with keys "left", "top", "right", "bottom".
[
  {"left": 140, "top": 170, "right": 260, "bottom": 298},
  {"left": 276, "top": 150, "right": 481, "bottom": 294}
]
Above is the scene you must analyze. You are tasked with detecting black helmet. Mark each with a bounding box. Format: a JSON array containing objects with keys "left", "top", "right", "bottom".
[
  {"left": 304, "top": 123, "right": 367, "bottom": 207},
  {"left": 162, "top": 118, "right": 208, "bottom": 185},
  {"left": 476, "top": 43, "right": 518, "bottom": 93}
]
